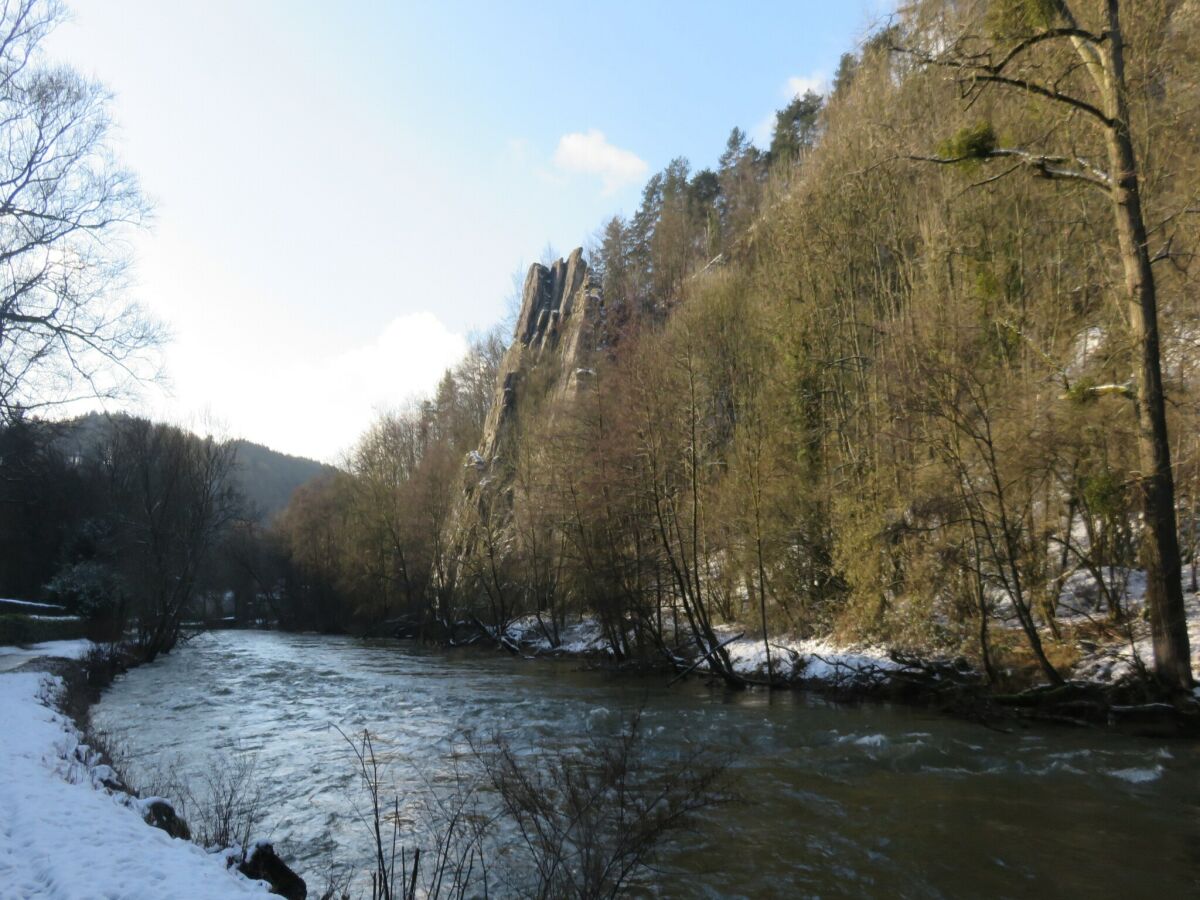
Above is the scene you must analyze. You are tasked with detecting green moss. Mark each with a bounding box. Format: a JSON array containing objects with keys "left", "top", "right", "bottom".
[
  {"left": 1082, "top": 470, "right": 1129, "bottom": 520},
  {"left": 939, "top": 122, "right": 998, "bottom": 161},
  {"left": 1065, "top": 376, "right": 1098, "bottom": 404},
  {"left": 986, "top": 0, "right": 1058, "bottom": 36}
]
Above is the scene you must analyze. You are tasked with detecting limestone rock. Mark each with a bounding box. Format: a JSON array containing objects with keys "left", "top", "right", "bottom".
[
  {"left": 476, "top": 247, "right": 602, "bottom": 465},
  {"left": 441, "top": 249, "right": 603, "bottom": 600}
]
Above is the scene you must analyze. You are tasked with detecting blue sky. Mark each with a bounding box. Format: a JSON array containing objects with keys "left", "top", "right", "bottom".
[{"left": 47, "top": 0, "right": 891, "bottom": 460}]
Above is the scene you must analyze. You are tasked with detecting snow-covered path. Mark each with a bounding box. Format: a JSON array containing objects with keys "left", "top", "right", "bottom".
[{"left": 0, "top": 667, "right": 269, "bottom": 899}]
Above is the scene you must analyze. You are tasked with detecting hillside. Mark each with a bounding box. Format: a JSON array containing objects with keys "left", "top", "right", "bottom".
[
  {"left": 228, "top": 439, "right": 336, "bottom": 522},
  {"left": 270, "top": 0, "right": 1200, "bottom": 695},
  {"left": 55, "top": 413, "right": 332, "bottom": 522}
]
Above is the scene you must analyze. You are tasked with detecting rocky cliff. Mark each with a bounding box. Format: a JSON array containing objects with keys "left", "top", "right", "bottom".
[
  {"left": 474, "top": 246, "right": 602, "bottom": 469},
  {"left": 445, "top": 248, "right": 602, "bottom": 601}
]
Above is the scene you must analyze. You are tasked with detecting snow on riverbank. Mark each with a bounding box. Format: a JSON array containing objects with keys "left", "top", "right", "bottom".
[
  {"left": 507, "top": 568, "right": 1200, "bottom": 691},
  {"left": 506, "top": 615, "right": 904, "bottom": 685},
  {"left": 1071, "top": 587, "right": 1200, "bottom": 686},
  {"left": 0, "top": 639, "right": 93, "bottom": 674},
  {"left": 719, "top": 631, "right": 901, "bottom": 683},
  {"left": 0, "top": 669, "right": 270, "bottom": 899}
]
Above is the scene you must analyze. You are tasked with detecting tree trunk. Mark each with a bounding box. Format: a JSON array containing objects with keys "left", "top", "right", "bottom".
[{"left": 1104, "top": 0, "right": 1193, "bottom": 690}]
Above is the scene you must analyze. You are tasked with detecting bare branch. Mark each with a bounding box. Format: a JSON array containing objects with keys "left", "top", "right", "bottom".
[{"left": 908, "top": 147, "right": 1112, "bottom": 190}]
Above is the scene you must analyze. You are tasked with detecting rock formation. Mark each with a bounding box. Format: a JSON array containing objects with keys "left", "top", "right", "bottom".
[
  {"left": 444, "top": 248, "right": 602, "bottom": 607},
  {"left": 475, "top": 246, "right": 602, "bottom": 467}
]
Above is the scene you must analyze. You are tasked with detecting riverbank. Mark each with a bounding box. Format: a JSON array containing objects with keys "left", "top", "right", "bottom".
[
  {"left": 492, "top": 584, "right": 1200, "bottom": 736},
  {"left": 0, "top": 642, "right": 279, "bottom": 899}
]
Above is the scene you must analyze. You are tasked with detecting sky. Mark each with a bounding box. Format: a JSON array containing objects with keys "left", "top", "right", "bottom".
[{"left": 45, "top": 0, "right": 893, "bottom": 462}]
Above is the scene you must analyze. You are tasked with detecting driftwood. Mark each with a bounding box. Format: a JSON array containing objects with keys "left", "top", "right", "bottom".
[{"left": 667, "top": 632, "right": 745, "bottom": 687}]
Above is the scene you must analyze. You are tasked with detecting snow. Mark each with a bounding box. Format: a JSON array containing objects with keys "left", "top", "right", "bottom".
[
  {"left": 717, "top": 628, "right": 901, "bottom": 684},
  {"left": 506, "top": 614, "right": 906, "bottom": 686},
  {"left": 1070, "top": 571, "right": 1200, "bottom": 685},
  {"left": 507, "top": 616, "right": 611, "bottom": 655},
  {"left": 502, "top": 565, "right": 1200, "bottom": 690},
  {"left": 0, "top": 670, "right": 270, "bottom": 898},
  {"left": 0, "top": 640, "right": 94, "bottom": 674},
  {"left": 0, "top": 599, "right": 68, "bottom": 612}
]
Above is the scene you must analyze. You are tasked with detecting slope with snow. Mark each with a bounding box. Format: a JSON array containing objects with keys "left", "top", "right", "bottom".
[{"left": 0, "top": 667, "right": 270, "bottom": 899}]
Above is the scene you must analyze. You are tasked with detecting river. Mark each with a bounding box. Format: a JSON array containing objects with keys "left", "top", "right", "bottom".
[{"left": 91, "top": 630, "right": 1200, "bottom": 898}]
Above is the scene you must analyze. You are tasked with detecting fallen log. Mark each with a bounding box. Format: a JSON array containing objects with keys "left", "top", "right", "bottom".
[{"left": 667, "top": 632, "right": 745, "bottom": 687}]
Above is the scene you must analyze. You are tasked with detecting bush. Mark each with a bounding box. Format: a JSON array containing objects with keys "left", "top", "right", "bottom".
[
  {"left": 474, "top": 709, "right": 731, "bottom": 898},
  {"left": 45, "top": 560, "right": 127, "bottom": 641}
]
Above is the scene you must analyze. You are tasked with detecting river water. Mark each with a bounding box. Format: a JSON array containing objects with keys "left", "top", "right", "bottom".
[{"left": 92, "top": 630, "right": 1199, "bottom": 898}]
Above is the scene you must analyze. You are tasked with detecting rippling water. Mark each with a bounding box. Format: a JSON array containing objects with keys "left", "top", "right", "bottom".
[{"left": 92, "top": 630, "right": 1200, "bottom": 898}]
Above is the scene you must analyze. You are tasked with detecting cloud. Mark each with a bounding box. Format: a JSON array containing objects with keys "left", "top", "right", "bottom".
[
  {"left": 263, "top": 312, "right": 468, "bottom": 461},
  {"left": 751, "top": 112, "right": 776, "bottom": 148},
  {"left": 142, "top": 311, "right": 469, "bottom": 463},
  {"left": 552, "top": 129, "right": 647, "bottom": 194},
  {"left": 785, "top": 73, "right": 826, "bottom": 99}
]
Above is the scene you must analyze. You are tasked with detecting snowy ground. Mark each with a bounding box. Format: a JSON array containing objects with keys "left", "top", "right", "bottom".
[
  {"left": 0, "top": 640, "right": 93, "bottom": 674},
  {"left": 718, "top": 630, "right": 901, "bottom": 684},
  {"left": 506, "top": 566, "right": 1200, "bottom": 691},
  {"left": 506, "top": 615, "right": 904, "bottom": 685},
  {"left": 0, "top": 662, "right": 270, "bottom": 898},
  {"left": 0, "top": 598, "right": 69, "bottom": 613},
  {"left": 1070, "top": 585, "right": 1200, "bottom": 686}
]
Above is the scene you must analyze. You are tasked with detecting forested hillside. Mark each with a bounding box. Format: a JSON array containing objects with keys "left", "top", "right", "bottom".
[
  {"left": 0, "top": 412, "right": 331, "bottom": 654},
  {"left": 228, "top": 439, "right": 335, "bottom": 522},
  {"left": 273, "top": 0, "right": 1199, "bottom": 691},
  {"left": 36, "top": 413, "right": 330, "bottom": 521}
]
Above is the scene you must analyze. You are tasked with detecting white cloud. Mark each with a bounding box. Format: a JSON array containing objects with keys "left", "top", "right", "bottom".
[
  {"left": 132, "top": 311, "right": 468, "bottom": 463},
  {"left": 785, "top": 73, "right": 826, "bottom": 99},
  {"left": 255, "top": 312, "right": 468, "bottom": 461},
  {"left": 552, "top": 129, "right": 647, "bottom": 194},
  {"left": 751, "top": 112, "right": 776, "bottom": 148}
]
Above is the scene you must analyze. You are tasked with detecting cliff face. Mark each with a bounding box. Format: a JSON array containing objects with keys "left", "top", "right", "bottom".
[
  {"left": 474, "top": 247, "right": 602, "bottom": 468},
  {"left": 445, "top": 248, "right": 601, "bottom": 598}
]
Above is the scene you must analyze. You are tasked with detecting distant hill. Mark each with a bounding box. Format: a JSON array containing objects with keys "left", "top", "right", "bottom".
[
  {"left": 52, "top": 413, "right": 334, "bottom": 523},
  {"left": 230, "top": 438, "right": 335, "bottom": 522}
]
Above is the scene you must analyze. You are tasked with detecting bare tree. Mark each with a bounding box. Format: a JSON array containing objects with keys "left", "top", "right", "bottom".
[
  {"left": 475, "top": 710, "right": 728, "bottom": 900},
  {"left": 104, "top": 417, "right": 241, "bottom": 660},
  {"left": 0, "top": 0, "right": 159, "bottom": 420},
  {"left": 898, "top": 0, "right": 1193, "bottom": 689}
]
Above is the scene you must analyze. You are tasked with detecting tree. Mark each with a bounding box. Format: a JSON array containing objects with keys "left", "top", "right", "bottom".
[
  {"left": 768, "top": 90, "right": 823, "bottom": 167},
  {"left": 103, "top": 417, "right": 241, "bottom": 660},
  {"left": 715, "top": 128, "right": 764, "bottom": 249},
  {"left": 900, "top": 0, "right": 1193, "bottom": 689},
  {"left": 0, "top": 0, "right": 159, "bottom": 420}
]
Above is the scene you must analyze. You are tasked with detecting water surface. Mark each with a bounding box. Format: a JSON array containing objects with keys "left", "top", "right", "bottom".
[{"left": 93, "top": 631, "right": 1200, "bottom": 898}]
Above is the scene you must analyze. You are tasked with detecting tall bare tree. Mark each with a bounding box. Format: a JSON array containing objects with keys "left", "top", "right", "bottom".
[
  {"left": 899, "top": 0, "right": 1193, "bottom": 689},
  {"left": 0, "top": 0, "right": 158, "bottom": 420}
]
